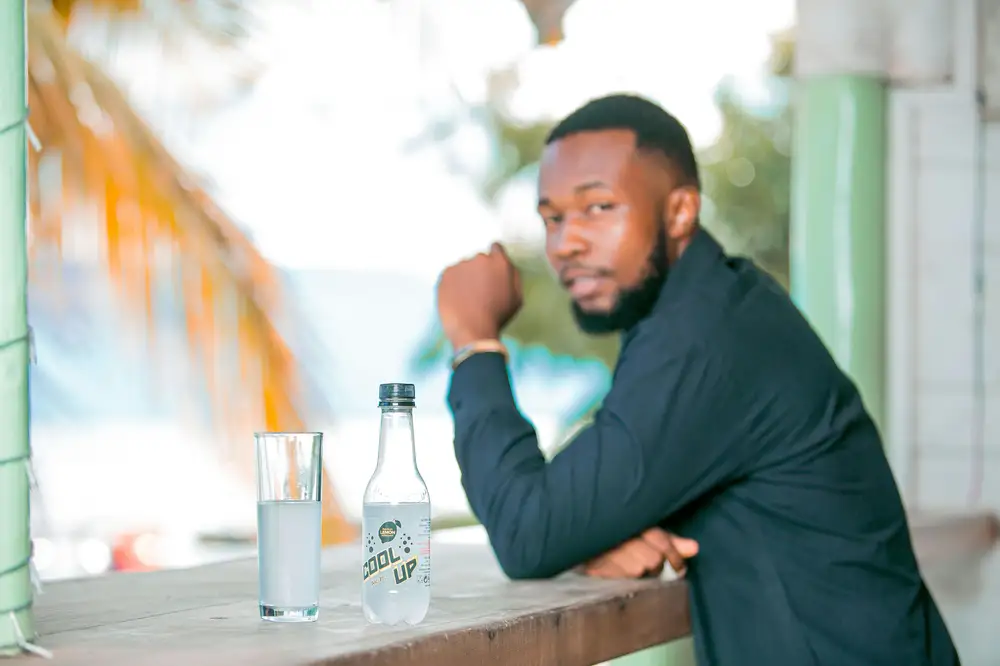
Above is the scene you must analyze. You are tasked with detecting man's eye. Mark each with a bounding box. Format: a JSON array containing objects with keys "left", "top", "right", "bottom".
[
  {"left": 543, "top": 214, "right": 563, "bottom": 226},
  {"left": 585, "top": 202, "right": 615, "bottom": 215}
]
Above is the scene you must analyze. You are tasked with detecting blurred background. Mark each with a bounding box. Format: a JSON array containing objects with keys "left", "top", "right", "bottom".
[
  {"left": 4, "top": 0, "right": 999, "bottom": 662},
  {"left": 20, "top": 0, "right": 801, "bottom": 580}
]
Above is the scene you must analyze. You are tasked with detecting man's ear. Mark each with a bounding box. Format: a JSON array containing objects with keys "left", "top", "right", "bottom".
[{"left": 665, "top": 186, "right": 700, "bottom": 240}]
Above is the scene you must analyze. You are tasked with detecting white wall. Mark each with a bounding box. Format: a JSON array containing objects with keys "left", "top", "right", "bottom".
[{"left": 886, "top": 0, "right": 1000, "bottom": 510}]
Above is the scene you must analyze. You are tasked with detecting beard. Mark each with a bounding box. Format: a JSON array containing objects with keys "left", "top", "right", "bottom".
[{"left": 571, "top": 229, "right": 669, "bottom": 335}]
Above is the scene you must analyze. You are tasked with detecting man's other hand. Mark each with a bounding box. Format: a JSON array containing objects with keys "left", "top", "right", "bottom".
[
  {"left": 436, "top": 243, "right": 523, "bottom": 349},
  {"left": 581, "top": 528, "right": 699, "bottom": 579}
]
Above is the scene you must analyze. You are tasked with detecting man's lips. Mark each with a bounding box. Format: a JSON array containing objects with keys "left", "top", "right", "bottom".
[{"left": 564, "top": 275, "right": 606, "bottom": 300}]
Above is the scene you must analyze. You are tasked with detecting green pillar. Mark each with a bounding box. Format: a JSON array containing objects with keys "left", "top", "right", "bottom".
[
  {"left": 0, "top": 0, "right": 35, "bottom": 655},
  {"left": 790, "top": 76, "right": 887, "bottom": 433}
]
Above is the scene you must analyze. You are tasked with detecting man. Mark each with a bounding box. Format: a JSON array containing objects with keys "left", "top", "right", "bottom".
[{"left": 436, "top": 94, "right": 959, "bottom": 665}]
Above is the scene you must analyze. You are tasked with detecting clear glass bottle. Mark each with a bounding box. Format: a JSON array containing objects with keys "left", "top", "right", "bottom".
[{"left": 361, "top": 383, "right": 431, "bottom": 625}]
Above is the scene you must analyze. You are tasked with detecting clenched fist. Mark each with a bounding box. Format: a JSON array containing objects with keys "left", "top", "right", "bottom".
[
  {"left": 437, "top": 243, "right": 523, "bottom": 349},
  {"left": 581, "top": 528, "right": 699, "bottom": 579}
]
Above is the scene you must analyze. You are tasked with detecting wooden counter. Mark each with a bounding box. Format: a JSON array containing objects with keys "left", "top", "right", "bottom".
[{"left": 7, "top": 511, "right": 997, "bottom": 666}]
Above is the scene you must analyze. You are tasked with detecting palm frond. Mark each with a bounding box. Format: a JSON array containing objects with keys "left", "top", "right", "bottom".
[
  {"left": 50, "top": 0, "right": 264, "bottom": 114},
  {"left": 27, "top": 5, "right": 354, "bottom": 544}
]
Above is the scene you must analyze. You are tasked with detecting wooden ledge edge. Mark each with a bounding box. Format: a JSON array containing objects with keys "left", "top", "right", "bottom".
[{"left": 313, "top": 580, "right": 691, "bottom": 666}]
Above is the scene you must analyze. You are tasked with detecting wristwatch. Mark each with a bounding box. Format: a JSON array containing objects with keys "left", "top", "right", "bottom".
[{"left": 450, "top": 339, "right": 509, "bottom": 370}]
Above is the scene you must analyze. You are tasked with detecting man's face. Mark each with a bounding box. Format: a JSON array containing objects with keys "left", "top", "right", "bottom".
[{"left": 537, "top": 129, "right": 691, "bottom": 334}]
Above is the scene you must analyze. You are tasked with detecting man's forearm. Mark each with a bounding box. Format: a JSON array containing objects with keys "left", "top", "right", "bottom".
[
  {"left": 447, "top": 352, "right": 555, "bottom": 577},
  {"left": 448, "top": 353, "right": 650, "bottom": 579}
]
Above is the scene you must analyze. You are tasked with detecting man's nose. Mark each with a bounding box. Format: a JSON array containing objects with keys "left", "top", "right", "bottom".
[{"left": 551, "top": 218, "right": 589, "bottom": 260}]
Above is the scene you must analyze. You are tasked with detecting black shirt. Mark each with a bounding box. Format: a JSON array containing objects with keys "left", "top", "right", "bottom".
[{"left": 447, "top": 229, "right": 960, "bottom": 666}]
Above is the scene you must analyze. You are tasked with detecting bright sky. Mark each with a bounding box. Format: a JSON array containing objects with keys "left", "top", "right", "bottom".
[{"left": 113, "top": 0, "right": 795, "bottom": 276}]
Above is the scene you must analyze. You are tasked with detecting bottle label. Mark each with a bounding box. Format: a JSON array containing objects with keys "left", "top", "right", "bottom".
[{"left": 362, "top": 504, "right": 431, "bottom": 589}]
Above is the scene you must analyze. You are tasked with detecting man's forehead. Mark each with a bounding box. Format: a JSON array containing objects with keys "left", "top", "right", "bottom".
[
  {"left": 542, "top": 129, "right": 638, "bottom": 167},
  {"left": 539, "top": 129, "right": 639, "bottom": 186}
]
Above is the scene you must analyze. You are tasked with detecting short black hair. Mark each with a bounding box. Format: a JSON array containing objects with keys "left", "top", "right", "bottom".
[{"left": 545, "top": 93, "right": 700, "bottom": 188}]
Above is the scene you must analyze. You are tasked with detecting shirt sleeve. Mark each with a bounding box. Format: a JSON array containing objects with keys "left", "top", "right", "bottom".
[{"left": 447, "top": 330, "right": 749, "bottom": 580}]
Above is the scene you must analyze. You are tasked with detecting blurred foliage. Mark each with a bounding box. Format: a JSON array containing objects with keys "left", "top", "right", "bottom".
[
  {"left": 25, "top": 0, "right": 352, "bottom": 543},
  {"left": 700, "top": 85, "right": 791, "bottom": 285},
  {"left": 700, "top": 29, "right": 793, "bottom": 286},
  {"left": 419, "top": 30, "right": 794, "bottom": 377}
]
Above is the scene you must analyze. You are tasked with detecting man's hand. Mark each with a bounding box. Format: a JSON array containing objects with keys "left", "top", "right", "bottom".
[
  {"left": 581, "top": 528, "right": 699, "bottom": 579},
  {"left": 436, "top": 243, "right": 523, "bottom": 349}
]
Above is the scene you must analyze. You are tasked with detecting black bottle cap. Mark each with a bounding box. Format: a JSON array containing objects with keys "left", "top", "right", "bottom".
[{"left": 378, "top": 383, "right": 416, "bottom": 407}]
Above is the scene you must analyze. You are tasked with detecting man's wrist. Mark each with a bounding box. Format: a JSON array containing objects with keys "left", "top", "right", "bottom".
[{"left": 451, "top": 339, "right": 508, "bottom": 370}]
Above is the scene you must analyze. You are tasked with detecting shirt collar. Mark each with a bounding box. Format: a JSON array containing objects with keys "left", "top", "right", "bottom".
[
  {"left": 655, "top": 226, "right": 725, "bottom": 310},
  {"left": 621, "top": 226, "right": 725, "bottom": 343}
]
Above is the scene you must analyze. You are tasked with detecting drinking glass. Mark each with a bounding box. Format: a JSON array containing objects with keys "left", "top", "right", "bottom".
[{"left": 255, "top": 432, "right": 323, "bottom": 622}]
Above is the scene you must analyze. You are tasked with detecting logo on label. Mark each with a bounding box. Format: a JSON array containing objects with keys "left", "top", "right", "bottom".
[
  {"left": 362, "top": 547, "right": 419, "bottom": 585},
  {"left": 378, "top": 520, "right": 400, "bottom": 544},
  {"left": 363, "top": 519, "right": 425, "bottom": 586}
]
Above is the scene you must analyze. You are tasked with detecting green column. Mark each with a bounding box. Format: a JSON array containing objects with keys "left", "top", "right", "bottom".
[
  {"left": 0, "top": 0, "right": 34, "bottom": 655},
  {"left": 790, "top": 75, "right": 887, "bottom": 434}
]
